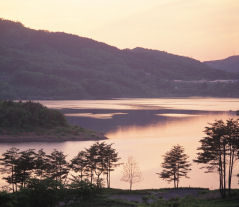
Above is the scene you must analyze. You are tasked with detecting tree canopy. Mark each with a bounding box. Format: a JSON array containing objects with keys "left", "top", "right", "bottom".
[
  {"left": 158, "top": 145, "right": 191, "bottom": 188},
  {"left": 0, "top": 100, "right": 67, "bottom": 131},
  {"left": 194, "top": 119, "right": 239, "bottom": 198},
  {"left": 0, "top": 142, "right": 121, "bottom": 193}
]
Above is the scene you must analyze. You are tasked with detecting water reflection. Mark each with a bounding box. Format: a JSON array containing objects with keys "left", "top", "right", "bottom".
[
  {"left": 1, "top": 98, "right": 239, "bottom": 189},
  {"left": 106, "top": 113, "right": 231, "bottom": 140},
  {"left": 105, "top": 113, "right": 238, "bottom": 189},
  {"left": 157, "top": 113, "right": 201, "bottom": 117},
  {"left": 65, "top": 112, "right": 127, "bottom": 119},
  {"left": 64, "top": 109, "right": 212, "bottom": 133},
  {"left": 39, "top": 98, "right": 239, "bottom": 111}
]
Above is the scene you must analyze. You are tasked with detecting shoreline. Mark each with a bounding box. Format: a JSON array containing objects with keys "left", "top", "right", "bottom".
[{"left": 0, "top": 133, "right": 107, "bottom": 143}]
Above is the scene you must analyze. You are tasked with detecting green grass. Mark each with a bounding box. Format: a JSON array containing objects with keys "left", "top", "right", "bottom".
[
  {"left": 67, "top": 194, "right": 137, "bottom": 207},
  {"left": 67, "top": 189, "right": 239, "bottom": 207},
  {"left": 140, "top": 197, "right": 239, "bottom": 207},
  {"left": 138, "top": 190, "right": 239, "bottom": 207},
  {"left": 101, "top": 188, "right": 153, "bottom": 195}
]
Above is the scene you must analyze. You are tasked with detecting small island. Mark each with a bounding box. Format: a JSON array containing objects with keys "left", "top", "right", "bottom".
[{"left": 0, "top": 100, "right": 106, "bottom": 142}]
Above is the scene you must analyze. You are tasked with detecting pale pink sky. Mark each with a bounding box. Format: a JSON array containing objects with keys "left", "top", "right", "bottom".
[{"left": 1, "top": 0, "right": 238, "bottom": 61}]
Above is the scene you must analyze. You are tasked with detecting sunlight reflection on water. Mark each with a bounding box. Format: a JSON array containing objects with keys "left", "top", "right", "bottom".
[
  {"left": 38, "top": 98, "right": 239, "bottom": 111},
  {"left": 1, "top": 98, "right": 239, "bottom": 189}
]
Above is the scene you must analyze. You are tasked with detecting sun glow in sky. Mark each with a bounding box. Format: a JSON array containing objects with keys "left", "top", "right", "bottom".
[{"left": 1, "top": 0, "right": 238, "bottom": 61}]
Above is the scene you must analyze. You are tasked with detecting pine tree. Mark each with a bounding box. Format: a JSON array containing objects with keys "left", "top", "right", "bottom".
[
  {"left": 158, "top": 145, "right": 191, "bottom": 188},
  {"left": 195, "top": 119, "right": 239, "bottom": 197}
]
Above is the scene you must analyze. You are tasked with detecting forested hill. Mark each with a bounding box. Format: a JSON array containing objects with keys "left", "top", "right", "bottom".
[
  {"left": 0, "top": 18, "right": 239, "bottom": 99},
  {"left": 0, "top": 101, "right": 105, "bottom": 142},
  {"left": 204, "top": 56, "right": 239, "bottom": 73}
]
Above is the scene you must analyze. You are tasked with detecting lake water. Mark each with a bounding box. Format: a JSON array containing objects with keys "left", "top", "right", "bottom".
[{"left": 1, "top": 98, "right": 239, "bottom": 190}]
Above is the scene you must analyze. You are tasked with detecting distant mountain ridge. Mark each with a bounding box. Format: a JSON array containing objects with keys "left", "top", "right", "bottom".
[
  {"left": 0, "top": 18, "right": 239, "bottom": 99},
  {"left": 204, "top": 56, "right": 239, "bottom": 73}
]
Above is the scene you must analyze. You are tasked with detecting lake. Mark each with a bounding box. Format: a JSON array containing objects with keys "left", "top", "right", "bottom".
[{"left": 1, "top": 98, "right": 239, "bottom": 189}]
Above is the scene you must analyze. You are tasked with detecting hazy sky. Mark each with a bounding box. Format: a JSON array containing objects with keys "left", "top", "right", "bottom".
[{"left": 1, "top": 0, "right": 238, "bottom": 61}]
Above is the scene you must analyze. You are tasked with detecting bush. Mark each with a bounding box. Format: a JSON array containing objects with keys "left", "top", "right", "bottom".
[
  {"left": 13, "top": 178, "right": 64, "bottom": 207},
  {"left": 68, "top": 179, "right": 99, "bottom": 201},
  {"left": 0, "top": 191, "right": 14, "bottom": 207}
]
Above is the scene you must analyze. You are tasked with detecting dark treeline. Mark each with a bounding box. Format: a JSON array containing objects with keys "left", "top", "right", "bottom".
[
  {"left": 0, "top": 100, "right": 67, "bottom": 131},
  {"left": 0, "top": 142, "right": 120, "bottom": 207},
  {"left": 0, "top": 142, "right": 120, "bottom": 191}
]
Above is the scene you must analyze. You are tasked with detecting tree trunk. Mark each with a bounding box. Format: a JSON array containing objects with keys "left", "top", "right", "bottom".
[
  {"left": 177, "top": 163, "right": 179, "bottom": 188},
  {"left": 173, "top": 173, "right": 176, "bottom": 188},
  {"left": 218, "top": 153, "right": 224, "bottom": 198},
  {"left": 23, "top": 170, "right": 26, "bottom": 188},
  {"left": 223, "top": 145, "right": 226, "bottom": 198},
  {"left": 228, "top": 149, "right": 234, "bottom": 196},
  {"left": 108, "top": 170, "right": 111, "bottom": 188},
  {"left": 80, "top": 171, "right": 83, "bottom": 181},
  {"left": 106, "top": 171, "right": 109, "bottom": 188},
  {"left": 107, "top": 167, "right": 111, "bottom": 188},
  {"left": 11, "top": 166, "right": 14, "bottom": 193},
  {"left": 97, "top": 174, "right": 100, "bottom": 187},
  {"left": 90, "top": 170, "right": 93, "bottom": 184}
]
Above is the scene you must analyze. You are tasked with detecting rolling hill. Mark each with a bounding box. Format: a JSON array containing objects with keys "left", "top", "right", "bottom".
[
  {"left": 204, "top": 56, "right": 239, "bottom": 73},
  {"left": 0, "top": 18, "right": 239, "bottom": 99}
]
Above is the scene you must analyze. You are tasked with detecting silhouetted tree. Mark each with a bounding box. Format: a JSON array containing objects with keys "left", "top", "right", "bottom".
[
  {"left": 70, "top": 151, "right": 88, "bottom": 181},
  {"left": 0, "top": 142, "right": 121, "bottom": 191},
  {"left": 91, "top": 142, "right": 106, "bottom": 187},
  {"left": 194, "top": 119, "right": 239, "bottom": 198},
  {"left": 84, "top": 142, "right": 108, "bottom": 187},
  {"left": 47, "top": 150, "right": 69, "bottom": 184},
  {"left": 85, "top": 145, "right": 97, "bottom": 184},
  {"left": 70, "top": 142, "right": 120, "bottom": 187},
  {"left": 121, "top": 156, "right": 142, "bottom": 190},
  {"left": 158, "top": 145, "right": 191, "bottom": 188},
  {"left": 90, "top": 142, "right": 121, "bottom": 188},
  {"left": 0, "top": 147, "right": 20, "bottom": 192},
  {"left": 103, "top": 143, "right": 121, "bottom": 188},
  {"left": 15, "top": 149, "right": 36, "bottom": 188},
  {"left": 34, "top": 149, "right": 50, "bottom": 179},
  {"left": 225, "top": 119, "right": 239, "bottom": 194}
]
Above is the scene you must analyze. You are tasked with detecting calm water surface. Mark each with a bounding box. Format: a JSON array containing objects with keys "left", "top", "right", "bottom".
[{"left": 1, "top": 98, "right": 239, "bottom": 189}]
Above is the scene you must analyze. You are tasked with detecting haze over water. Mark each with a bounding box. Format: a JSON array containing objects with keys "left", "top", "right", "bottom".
[{"left": 1, "top": 98, "right": 239, "bottom": 189}]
